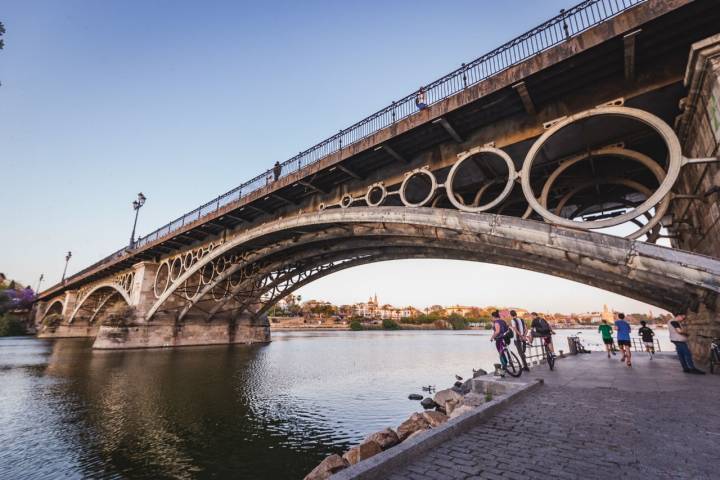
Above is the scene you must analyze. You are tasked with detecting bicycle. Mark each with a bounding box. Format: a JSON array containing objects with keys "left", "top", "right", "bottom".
[
  {"left": 698, "top": 335, "right": 720, "bottom": 374},
  {"left": 492, "top": 337, "right": 523, "bottom": 378},
  {"left": 531, "top": 334, "right": 555, "bottom": 370}
]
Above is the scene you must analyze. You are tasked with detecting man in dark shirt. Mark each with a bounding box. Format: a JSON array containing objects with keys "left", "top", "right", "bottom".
[
  {"left": 638, "top": 320, "right": 655, "bottom": 357},
  {"left": 530, "top": 313, "right": 555, "bottom": 356}
]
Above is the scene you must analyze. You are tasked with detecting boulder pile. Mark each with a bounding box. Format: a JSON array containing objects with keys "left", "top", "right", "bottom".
[{"left": 304, "top": 370, "right": 493, "bottom": 479}]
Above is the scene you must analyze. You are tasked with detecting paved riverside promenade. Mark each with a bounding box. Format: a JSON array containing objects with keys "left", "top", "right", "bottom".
[{"left": 383, "top": 352, "right": 720, "bottom": 480}]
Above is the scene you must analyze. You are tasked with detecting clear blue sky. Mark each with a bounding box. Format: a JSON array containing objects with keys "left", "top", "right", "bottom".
[{"left": 0, "top": 0, "right": 661, "bottom": 314}]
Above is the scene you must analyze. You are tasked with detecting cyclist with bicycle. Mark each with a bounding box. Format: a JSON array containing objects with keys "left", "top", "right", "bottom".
[
  {"left": 530, "top": 312, "right": 555, "bottom": 357},
  {"left": 490, "top": 310, "right": 511, "bottom": 370}
]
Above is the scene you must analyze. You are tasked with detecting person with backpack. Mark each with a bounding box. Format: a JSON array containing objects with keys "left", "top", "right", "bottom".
[
  {"left": 509, "top": 310, "right": 530, "bottom": 371},
  {"left": 530, "top": 312, "right": 555, "bottom": 357},
  {"left": 490, "top": 310, "right": 512, "bottom": 370},
  {"left": 638, "top": 320, "right": 656, "bottom": 358},
  {"left": 614, "top": 313, "right": 632, "bottom": 367}
]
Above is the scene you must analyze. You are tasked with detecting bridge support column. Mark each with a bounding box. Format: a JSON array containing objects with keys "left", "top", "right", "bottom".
[
  {"left": 674, "top": 33, "right": 720, "bottom": 363},
  {"left": 93, "top": 262, "right": 270, "bottom": 349}
]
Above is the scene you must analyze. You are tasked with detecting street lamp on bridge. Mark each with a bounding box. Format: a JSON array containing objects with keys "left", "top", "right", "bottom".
[
  {"left": 61, "top": 252, "right": 72, "bottom": 283},
  {"left": 129, "top": 192, "right": 147, "bottom": 248}
]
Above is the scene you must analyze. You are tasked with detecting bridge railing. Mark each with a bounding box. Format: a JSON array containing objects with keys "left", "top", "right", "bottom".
[{"left": 54, "top": 0, "right": 647, "bottom": 288}]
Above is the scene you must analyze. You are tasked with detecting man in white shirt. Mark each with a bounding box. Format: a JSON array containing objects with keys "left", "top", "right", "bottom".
[
  {"left": 668, "top": 312, "right": 705, "bottom": 374},
  {"left": 509, "top": 310, "right": 530, "bottom": 371}
]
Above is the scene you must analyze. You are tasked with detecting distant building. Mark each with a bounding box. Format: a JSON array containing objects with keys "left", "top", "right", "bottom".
[
  {"left": 601, "top": 304, "right": 614, "bottom": 323},
  {"left": 445, "top": 305, "right": 476, "bottom": 317}
]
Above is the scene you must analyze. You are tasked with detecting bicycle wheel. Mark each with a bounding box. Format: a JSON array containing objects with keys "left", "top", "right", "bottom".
[
  {"left": 546, "top": 345, "right": 555, "bottom": 371},
  {"left": 504, "top": 350, "right": 523, "bottom": 377}
]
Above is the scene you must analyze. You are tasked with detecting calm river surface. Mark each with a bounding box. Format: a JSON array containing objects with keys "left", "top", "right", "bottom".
[{"left": 0, "top": 329, "right": 671, "bottom": 479}]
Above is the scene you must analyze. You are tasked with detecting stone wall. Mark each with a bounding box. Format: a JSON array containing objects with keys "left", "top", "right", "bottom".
[{"left": 674, "top": 34, "right": 720, "bottom": 362}]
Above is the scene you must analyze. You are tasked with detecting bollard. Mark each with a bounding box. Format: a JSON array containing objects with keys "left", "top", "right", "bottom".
[{"left": 559, "top": 350, "right": 565, "bottom": 358}]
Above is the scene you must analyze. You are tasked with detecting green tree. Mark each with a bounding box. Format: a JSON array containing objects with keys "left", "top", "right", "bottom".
[
  {"left": 447, "top": 313, "right": 468, "bottom": 330},
  {"left": 349, "top": 320, "right": 363, "bottom": 331},
  {"left": 0, "top": 21, "right": 5, "bottom": 50},
  {"left": 382, "top": 319, "right": 399, "bottom": 330},
  {"left": 0, "top": 315, "right": 26, "bottom": 336}
]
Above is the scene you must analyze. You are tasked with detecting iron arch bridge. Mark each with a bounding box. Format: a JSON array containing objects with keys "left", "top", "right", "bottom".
[{"left": 34, "top": 0, "right": 720, "bottom": 348}]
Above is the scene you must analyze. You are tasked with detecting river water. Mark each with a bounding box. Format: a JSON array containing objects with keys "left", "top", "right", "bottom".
[{"left": 0, "top": 329, "right": 673, "bottom": 479}]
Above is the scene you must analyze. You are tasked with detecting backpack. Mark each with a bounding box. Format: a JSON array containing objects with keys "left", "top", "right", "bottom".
[
  {"left": 501, "top": 320, "right": 514, "bottom": 343},
  {"left": 534, "top": 317, "right": 551, "bottom": 335}
]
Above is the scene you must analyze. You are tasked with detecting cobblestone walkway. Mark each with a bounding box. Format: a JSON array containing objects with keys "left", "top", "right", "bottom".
[{"left": 385, "top": 353, "right": 720, "bottom": 480}]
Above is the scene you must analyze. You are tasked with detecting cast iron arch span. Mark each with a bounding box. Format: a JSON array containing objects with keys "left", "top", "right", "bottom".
[
  {"left": 68, "top": 283, "right": 132, "bottom": 324},
  {"left": 41, "top": 299, "right": 64, "bottom": 321},
  {"left": 147, "top": 207, "right": 720, "bottom": 320}
]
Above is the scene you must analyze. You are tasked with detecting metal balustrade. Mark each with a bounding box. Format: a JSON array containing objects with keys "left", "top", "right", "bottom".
[{"left": 58, "top": 0, "right": 647, "bottom": 286}]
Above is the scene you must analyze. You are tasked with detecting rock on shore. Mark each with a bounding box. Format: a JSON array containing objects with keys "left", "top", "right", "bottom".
[
  {"left": 303, "top": 454, "right": 348, "bottom": 480},
  {"left": 342, "top": 440, "right": 382, "bottom": 465},
  {"left": 365, "top": 428, "right": 400, "bottom": 450},
  {"left": 397, "top": 412, "right": 430, "bottom": 440}
]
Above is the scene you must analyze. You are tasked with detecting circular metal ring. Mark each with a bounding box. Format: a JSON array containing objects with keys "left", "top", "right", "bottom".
[
  {"left": 153, "top": 262, "right": 170, "bottom": 298},
  {"left": 365, "top": 183, "right": 387, "bottom": 207},
  {"left": 521, "top": 106, "right": 682, "bottom": 230},
  {"left": 399, "top": 168, "right": 437, "bottom": 207},
  {"left": 183, "top": 272, "right": 201, "bottom": 300},
  {"left": 169, "top": 257, "right": 183, "bottom": 282},
  {"left": 445, "top": 146, "right": 517, "bottom": 212},
  {"left": 538, "top": 146, "right": 670, "bottom": 239},
  {"left": 318, "top": 202, "right": 327, "bottom": 211},
  {"left": 182, "top": 252, "right": 194, "bottom": 270},
  {"left": 340, "top": 194, "right": 354, "bottom": 209},
  {"left": 200, "top": 262, "right": 215, "bottom": 285}
]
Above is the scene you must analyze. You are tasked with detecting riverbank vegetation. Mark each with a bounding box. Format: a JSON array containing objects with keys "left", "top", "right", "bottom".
[{"left": 0, "top": 274, "right": 35, "bottom": 337}]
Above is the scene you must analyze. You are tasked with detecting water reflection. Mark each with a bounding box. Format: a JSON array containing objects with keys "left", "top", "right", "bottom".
[{"left": 0, "top": 330, "right": 669, "bottom": 479}]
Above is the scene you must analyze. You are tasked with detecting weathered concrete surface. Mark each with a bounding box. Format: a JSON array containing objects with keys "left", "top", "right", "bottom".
[
  {"left": 674, "top": 33, "right": 720, "bottom": 361},
  {"left": 93, "top": 315, "right": 270, "bottom": 350},
  {"left": 380, "top": 354, "right": 720, "bottom": 480},
  {"left": 36, "top": 324, "right": 98, "bottom": 339}
]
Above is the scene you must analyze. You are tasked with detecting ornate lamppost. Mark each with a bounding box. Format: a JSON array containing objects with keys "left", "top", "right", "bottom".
[
  {"left": 61, "top": 252, "right": 72, "bottom": 282},
  {"left": 129, "top": 192, "right": 147, "bottom": 248}
]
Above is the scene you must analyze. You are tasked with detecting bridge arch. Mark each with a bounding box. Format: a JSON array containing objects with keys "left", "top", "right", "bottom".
[
  {"left": 68, "top": 283, "right": 132, "bottom": 325},
  {"left": 41, "top": 299, "right": 64, "bottom": 322},
  {"left": 146, "top": 207, "right": 720, "bottom": 323}
]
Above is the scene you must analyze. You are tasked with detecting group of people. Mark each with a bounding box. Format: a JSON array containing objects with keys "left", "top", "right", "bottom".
[
  {"left": 598, "top": 312, "right": 705, "bottom": 374},
  {"left": 488, "top": 308, "right": 706, "bottom": 375},
  {"left": 489, "top": 310, "right": 555, "bottom": 371}
]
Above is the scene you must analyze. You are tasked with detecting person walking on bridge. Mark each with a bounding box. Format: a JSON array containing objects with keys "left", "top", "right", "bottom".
[
  {"left": 668, "top": 313, "right": 705, "bottom": 374},
  {"left": 415, "top": 87, "right": 428, "bottom": 110},
  {"left": 614, "top": 313, "right": 632, "bottom": 367},
  {"left": 273, "top": 161, "right": 282, "bottom": 182},
  {"left": 509, "top": 310, "right": 529, "bottom": 371},
  {"left": 598, "top": 319, "right": 615, "bottom": 358}
]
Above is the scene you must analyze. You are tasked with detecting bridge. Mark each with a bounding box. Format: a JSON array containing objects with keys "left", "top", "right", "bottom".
[{"left": 35, "top": 0, "right": 720, "bottom": 356}]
